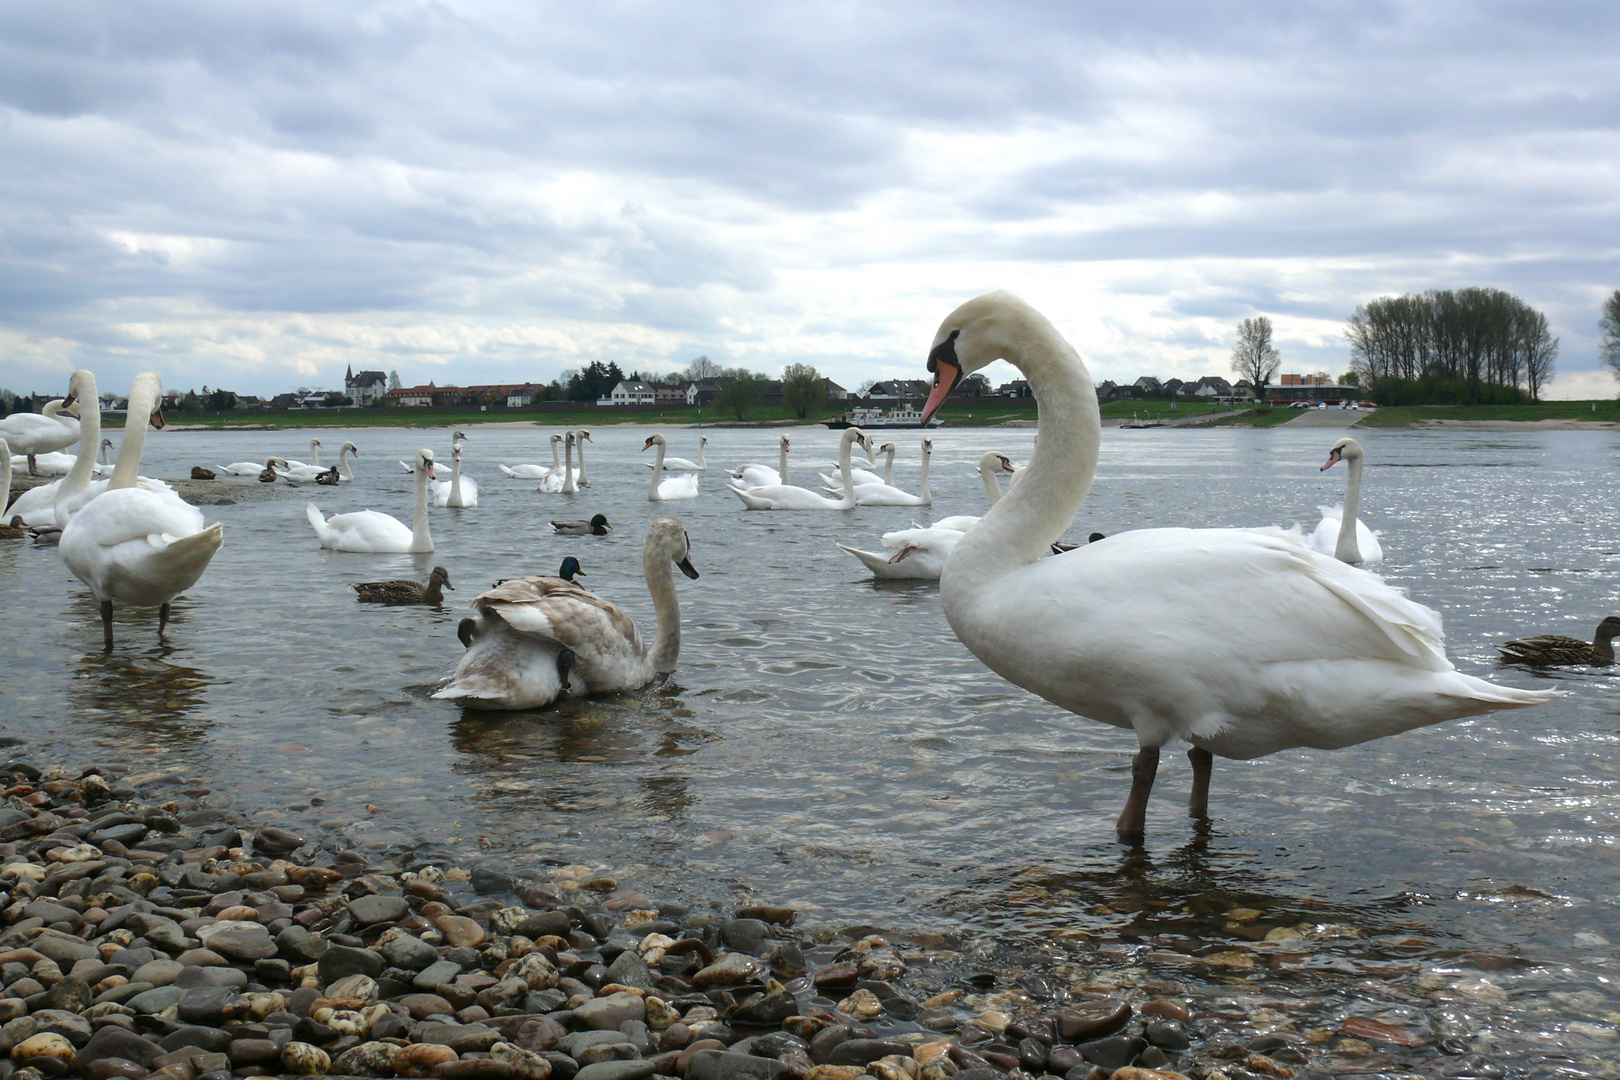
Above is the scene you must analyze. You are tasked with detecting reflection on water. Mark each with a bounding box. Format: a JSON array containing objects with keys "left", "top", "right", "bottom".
[{"left": 3, "top": 424, "right": 1620, "bottom": 1075}]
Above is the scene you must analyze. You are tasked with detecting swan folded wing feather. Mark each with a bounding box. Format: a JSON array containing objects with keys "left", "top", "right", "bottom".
[
  {"left": 68, "top": 486, "right": 206, "bottom": 549},
  {"left": 474, "top": 578, "right": 645, "bottom": 691}
]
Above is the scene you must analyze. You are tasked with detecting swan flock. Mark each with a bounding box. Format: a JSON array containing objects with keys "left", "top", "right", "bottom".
[{"left": 4, "top": 317, "right": 1573, "bottom": 842}]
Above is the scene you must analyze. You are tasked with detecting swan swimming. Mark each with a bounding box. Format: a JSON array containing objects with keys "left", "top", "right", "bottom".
[
  {"left": 434, "top": 517, "right": 698, "bottom": 710},
  {"left": 838, "top": 450, "right": 1017, "bottom": 579},
  {"left": 1308, "top": 437, "right": 1383, "bottom": 564},
  {"left": 307, "top": 448, "right": 437, "bottom": 553},
  {"left": 643, "top": 434, "right": 700, "bottom": 501},
  {"left": 644, "top": 435, "right": 708, "bottom": 472},
  {"left": 918, "top": 291, "right": 1552, "bottom": 841},
  {"left": 728, "top": 428, "right": 869, "bottom": 510},
  {"left": 431, "top": 442, "right": 479, "bottom": 507},
  {"left": 732, "top": 435, "right": 791, "bottom": 488}
]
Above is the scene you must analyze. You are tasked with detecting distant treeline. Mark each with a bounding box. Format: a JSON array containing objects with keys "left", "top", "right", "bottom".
[{"left": 1346, "top": 287, "right": 1557, "bottom": 403}]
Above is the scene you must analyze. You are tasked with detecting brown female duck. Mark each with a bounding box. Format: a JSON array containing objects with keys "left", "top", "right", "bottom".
[
  {"left": 1498, "top": 616, "right": 1620, "bottom": 667},
  {"left": 352, "top": 566, "right": 454, "bottom": 605}
]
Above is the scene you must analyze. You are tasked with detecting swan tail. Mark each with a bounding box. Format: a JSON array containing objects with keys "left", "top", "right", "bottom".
[
  {"left": 1445, "top": 673, "right": 1558, "bottom": 709},
  {"left": 147, "top": 523, "right": 224, "bottom": 580},
  {"left": 498, "top": 464, "right": 517, "bottom": 477},
  {"left": 837, "top": 543, "right": 893, "bottom": 573}
]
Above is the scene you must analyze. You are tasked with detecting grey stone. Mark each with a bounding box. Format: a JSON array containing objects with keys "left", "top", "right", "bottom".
[
  {"left": 602, "top": 950, "right": 651, "bottom": 990},
  {"left": 71, "top": 1024, "right": 165, "bottom": 1071},
  {"left": 21, "top": 900, "right": 81, "bottom": 927},
  {"left": 684, "top": 1050, "right": 791, "bottom": 1080},
  {"left": 159, "top": 1026, "right": 234, "bottom": 1054},
  {"left": 177, "top": 987, "right": 243, "bottom": 1026},
  {"left": 472, "top": 863, "right": 516, "bottom": 894},
  {"left": 563, "top": 1031, "right": 640, "bottom": 1060},
  {"left": 573, "top": 992, "right": 645, "bottom": 1031},
  {"left": 416, "top": 1021, "right": 502, "bottom": 1053},
  {"left": 196, "top": 922, "right": 276, "bottom": 962},
  {"left": 91, "top": 822, "right": 148, "bottom": 847},
  {"left": 381, "top": 933, "right": 438, "bottom": 971},
  {"left": 1144, "top": 1021, "right": 1190, "bottom": 1051},
  {"left": 126, "top": 985, "right": 186, "bottom": 1015},
  {"left": 30, "top": 932, "right": 98, "bottom": 965},
  {"left": 132, "top": 959, "right": 186, "bottom": 987},
  {"left": 826, "top": 1040, "right": 913, "bottom": 1067},
  {"left": 318, "top": 944, "right": 384, "bottom": 982},
  {"left": 573, "top": 1062, "right": 656, "bottom": 1080},
  {"left": 173, "top": 966, "right": 247, "bottom": 990},
  {"left": 39, "top": 976, "right": 92, "bottom": 1012},
  {"left": 718, "top": 920, "right": 772, "bottom": 955},
  {"left": 1075, "top": 1035, "right": 1146, "bottom": 1072},
  {"left": 413, "top": 958, "right": 463, "bottom": 989},
  {"left": 348, "top": 894, "right": 410, "bottom": 925}
]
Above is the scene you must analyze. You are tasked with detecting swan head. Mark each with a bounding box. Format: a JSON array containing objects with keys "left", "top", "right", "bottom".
[
  {"left": 558, "top": 556, "right": 585, "bottom": 581},
  {"left": 921, "top": 291, "right": 1045, "bottom": 423},
  {"left": 1322, "top": 438, "right": 1363, "bottom": 471},
  {"left": 647, "top": 516, "right": 699, "bottom": 580},
  {"left": 429, "top": 566, "right": 453, "bottom": 590},
  {"left": 577, "top": 429, "right": 592, "bottom": 442},
  {"left": 340, "top": 441, "right": 359, "bottom": 455},
  {"left": 452, "top": 430, "right": 468, "bottom": 442},
  {"left": 125, "top": 372, "right": 165, "bottom": 429},
  {"left": 551, "top": 433, "right": 563, "bottom": 445},
  {"left": 780, "top": 435, "right": 791, "bottom": 450},
  {"left": 879, "top": 442, "right": 895, "bottom": 454},
  {"left": 589, "top": 513, "right": 611, "bottom": 531},
  {"left": 642, "top": 434, "right": 667, "bottom": 452},
  {"left": 310, "top": 438, "right": 322, "bottom": 448},
  {"left": 980, "top": 450, "right": 1016, "bottom": 477},
  {"left": 62, "top": 370, "right": 98, "bottom": 411},
  {"left": 920, "top": 437, "right": 932, "bottom": 455},
  {"left": 100, "top": 438, "right": 113, "bottom": 450},
  {"left": 840, "top": 427, "right": 870, "bottom": 454},
  {"left": 698, "top": 436, "right": 707, "bottom": 446},
  {"left": 416, "top": 449, "right": 437, "bottom": 479}
]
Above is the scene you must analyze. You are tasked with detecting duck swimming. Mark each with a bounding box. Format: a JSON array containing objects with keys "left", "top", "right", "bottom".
[
  {"left": 352, "top": 566, "right": 454, "bottom": 605},
  {"left": 552, "top": 513, "right": 611, "bottom": 536}
]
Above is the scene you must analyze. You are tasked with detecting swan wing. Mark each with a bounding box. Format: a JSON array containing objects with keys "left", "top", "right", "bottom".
[
  {"left": 307, "top": 504, "right": 413, "bottom": 552},
  {"left": 727, "top": 481, "right": 840, "bottom": 510},
  {"left": 475, "top": 578, "right": 647, "bottom": 691}
]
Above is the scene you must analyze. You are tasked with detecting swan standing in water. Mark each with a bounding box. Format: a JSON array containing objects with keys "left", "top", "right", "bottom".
[
  {"left": 732, "top": 435, "right": 791, "bottom": 488},
  {"left": 0, "top": 399, "right": 81, "bottom": 475},
  {"left": 644, "top": 435, "right": 708, "bottom": 472},
  {"left": 431, "top": 442, "right": 479, "bottom": 507},
  {"left": 1309, "top": 437, "right": 1383, "bottom": 565},
  {"left": 643, "top": 434, "right": 701, "bottom": 501},
  {"left": 307, "top": 448, "right": 438, "bottom": 553},
  {"left": 728, "top": 428, "right": 869, "bottom": 510},
  {"left": 59, "top": 373, "right": 223, "bottom": 649},
  {"left": 434, "top": 517, "right": 699, "bottom": 710},
  {"left": 838, "top": 451, "right": 1017, "bottom": 579},
  {"left": 918, "top": 292, "right": 1552, "bottom": 840}
]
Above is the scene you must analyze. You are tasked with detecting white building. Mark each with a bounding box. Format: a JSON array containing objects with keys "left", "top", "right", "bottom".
[{"left": 598, "top": 380, "right": 656, "bottom": 406}]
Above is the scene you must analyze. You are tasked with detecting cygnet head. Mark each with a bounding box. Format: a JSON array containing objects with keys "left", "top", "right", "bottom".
[
  {"left": 416, "top": 448, "right": 437, "bottom": 479},
  {"left": 646, "top": 517, "right": 699, "bottom": 580},
  {"left": 1322, "top": 437, "right": 1364, "bottom": 471}
]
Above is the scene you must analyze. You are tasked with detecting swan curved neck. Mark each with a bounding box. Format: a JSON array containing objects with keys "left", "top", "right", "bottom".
[
  {"left": 951, "top": 323, "right": 1096, "bottom": 574},
  {"left": 310, "top": 440, "right": 320, "bottom": 466},
  {"left": 563, "top": 439, "right": 576, "bottom": 493},
  {"left": 551, "top": 440, "right": 561, "bottom": 469},
  {"left": 450, "top": 453, "right": 462, "bottom": 503},
  {"left": 1335, "top": 457, "right": 1363, "bottom": 563},
  {"left": 918, "top": 448, "right": 931, "bottom": 498},
  {"left": 339, "top": 446, "right": 354, "bottom": 481},
  {"left": 64, "top": 391, "right": 104, "bottom": 495},
  {"left": 573, "top": 433, "right": 587, "bottom": 482},
  {"left": 980, "top": 460, "right": 1003, "bottom": 507},
  {"left": 779, "top": 443, "right": 789, "bottom": 484},
  {"left": 648, "top": 441, "right": 665, "bottom": 498},
  {"left": 411, "top": 464, "right": 432, "bottom": 549},
  {"left": 644, "top": 546, "right": 682, "bottom": 672},
  {"left": 883, "top": 447, "right": 895, "bottom": 485},
  {"left": 837, "top": 433, "right": 858, "bottom": 505}
]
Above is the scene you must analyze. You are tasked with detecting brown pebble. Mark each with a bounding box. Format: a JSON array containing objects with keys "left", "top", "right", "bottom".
[
  {"left": 435, "top": 915, "right": 487, "bottom": 948},
  {"left": 735, "top": 905, "right": 796, "bottom": 926},
  {"left": 675, "top": 1039, "right": 726, "bottom": 1073},
  {"left": 394, "top": 1042, "right": 459, "bottom": 1076},
  {"left": 1140, "top": 999, "right": 1190, "bottom": 1023},
  {"left": 659, "top": 1023, "right": 692, "bottom": 1051}
]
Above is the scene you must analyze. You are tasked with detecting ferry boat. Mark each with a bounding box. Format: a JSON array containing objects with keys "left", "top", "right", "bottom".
[{"left": 823, "top": 405, "right": 943, "bottom": 429}]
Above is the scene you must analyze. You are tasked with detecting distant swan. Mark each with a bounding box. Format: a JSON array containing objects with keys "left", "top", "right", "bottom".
[
  {"left": 308, "top": 448, "right": 437, "bottom": 553},
  {"left": 431, "top": 442, "right": 479, "bottom": 507},
  {"left": 732, "top": 435, "right": 790, "bottom": 488},
  {"left": 0, "top": 399, "right": 81, "bottom": 475},
  {"left": 434, "top": 517, "right": 699, "bottom": 710},
  {"left": 644, "top": 435, "right": 708, "bottom": 472},
  {"left": 280, "top": 442, "right": 358, "bottom": 484},
  {"left": 1308, "top": 438, "right": 1383, "bottom": 564},
  {"left": 59, "top": 372, "right": 223, "bottom": 649},
  {"left": 643, "top": 434, "right": 700, "bottom": 501},
  {"left": 838, "top": 450, "right": 1016, "bottom": 579},
  {"left": 917, "top": 290, "right": 1551, "bottom": 841},
  {"left": 285, "top": 439, "right": 322, "bottom": 471},
  {"left": 832, "top": 436, "right": 932, "bottom": 506},
  {"left": 728, "top": 428, "right": 868, "bottom": 511},
  {"left": 501, "top": 434, "right": 566, "bottom": 481}
]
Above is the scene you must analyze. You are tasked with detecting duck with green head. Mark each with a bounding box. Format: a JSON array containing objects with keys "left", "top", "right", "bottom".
[{"left": 552, "top": 513, "right": 610, "bottom": 536}]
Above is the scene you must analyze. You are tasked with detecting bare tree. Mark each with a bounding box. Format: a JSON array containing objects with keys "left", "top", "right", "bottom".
[
  {"left": 1230, "top": 316, "right": 1281, "bottom": 400},
  {"left": 1601, "top": 290, "right": 1620, "bottom": 383},
  {"left": 684, "top": 355, "right": 722, "bottom": 381}
]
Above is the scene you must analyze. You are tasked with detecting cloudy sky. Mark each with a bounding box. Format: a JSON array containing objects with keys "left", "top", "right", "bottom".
[{"left": 3, "top": 1, "right": 1619, "bottom": 399}]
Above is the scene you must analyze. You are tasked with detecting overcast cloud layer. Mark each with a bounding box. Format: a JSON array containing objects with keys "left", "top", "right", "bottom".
[{"left": 3, "top": 1, "right": 1619, "bottom": 398}]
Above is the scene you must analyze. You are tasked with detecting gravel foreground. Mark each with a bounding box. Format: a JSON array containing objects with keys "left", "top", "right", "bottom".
[{"left": 0, "top": 759, "right": 1503, "bottom": 1080}]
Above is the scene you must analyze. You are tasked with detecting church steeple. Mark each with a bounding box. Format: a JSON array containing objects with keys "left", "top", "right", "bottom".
[{"left": 345, "top": 364, "right": 354, "bottom": 384}]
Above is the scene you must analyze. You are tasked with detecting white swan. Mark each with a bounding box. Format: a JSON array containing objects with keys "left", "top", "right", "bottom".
[
  {"left": 838, "top": 451, "right": 1017, "bottom": 579},
  {"left": 217, "top": 457, "right": 287, "bottom": 477},
  {"left": 59, "top": 373, "right": 223, "bottom": 649},
  {"left": 832, "top": 437, "right": 933, "bottom": 506},
  {"left": 285, "top": 439, "right": 322, "bottom": 471},
  {"left": 434, "top": 517, "right": 699, "bottom": 710},
  {"left": 732, "top": 435, "right": 791, "bottom": 488},
  {"left": 572, "top": 429, "right": 592, "bottom": 487},
  {"left": 820, "top": 440, "right": 895, "bottom": 490},
  {"left": 728, "top": 428, "right": 868, "bottom": 510},
  {"left": 307, "top": 448, "right": 437, "bottom": 553},
  {"left": 1308, "top": 438, "right": 1383, "bottom": 565},
  {"left": 401, "top": 431, "right": 465, "bottom": 474},
  {"left": 0, "top": 438, "right": 21, "bottom": 536},
  {"left": 0, "top": 399, "right": 81, "bottom": 475},
  {"left": 644, "top": 434, "right": 701, "bottom": 501},
  {"left": 918, "top": 291, "right": 1552, "bottom": 840},
  {"left": 560, "top": 432, "right": 579, "bottom": 495},
  {"left": 280, "top": 442, "right": 358, "bottom": 484},
  {"left": 33, "top": 437, "right": 112, "bottom": 477},
  {"left": 643, "top": 435, "right": 708, "bottom": 472},
  {"left": 501, "top": 434, "right": 567, "bottom": 481},
  {"left": 431, "top": 443, "right": 479, "bottom": 507}
]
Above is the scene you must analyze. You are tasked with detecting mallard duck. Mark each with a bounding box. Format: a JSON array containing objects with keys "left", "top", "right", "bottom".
[
  {"left": 436, "top": 518, "right": 698, "bottom": 710},
  {"left": 314, "top": 466, "right": 341, "bottom": 486},
  {"left": 353, "top": 566, "right": 454, "bottom": 605},
  {"left": 493, "top": 557, "right": 583, "bottom": 589},
  {"left": 552, "top": 513, "right": 611, "bottom": 536},
  {"left": 191, "top": 466, "right": 217, "bottom": 480},
  {"left": 1498, "top": 617, "right": 1620, "bottom": 667}
]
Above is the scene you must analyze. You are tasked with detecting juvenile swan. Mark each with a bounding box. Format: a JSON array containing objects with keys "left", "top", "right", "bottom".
[
  {"left": 920, "top": 292, "right": 1552, "bottom": 841},
  {"left": 434, "top": 517, "right": 699, "bottom": 710}
]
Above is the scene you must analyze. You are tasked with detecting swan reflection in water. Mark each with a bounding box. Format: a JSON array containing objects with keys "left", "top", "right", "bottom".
[{"left": 69, "top": 637, "right": 213, "bottom": 747}]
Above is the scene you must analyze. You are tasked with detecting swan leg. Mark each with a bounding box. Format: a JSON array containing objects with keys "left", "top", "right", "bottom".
[
  {"left": 158, "top": 602, "right": 171, "bottom": 639},
  {"left": 28, "top": 454, "right": 40, "bottom": 477},
  {"left": 556, "top": 647, "right": 576, "bottom": 692},
  {"left": 1115, "top": 746, "right": 1159, "bottom": 843},
  {"left": 99, "top": 601, "right": 114, "bottom": 651},
  {"left": 1188, "top": 746, "right": 1213, "bottom": 819}
]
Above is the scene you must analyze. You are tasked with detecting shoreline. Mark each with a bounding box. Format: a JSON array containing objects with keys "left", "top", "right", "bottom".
[{"left": 0, "top": 755, "right": 1513, "bottom": 1080}]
